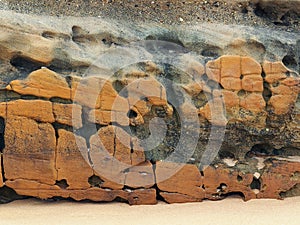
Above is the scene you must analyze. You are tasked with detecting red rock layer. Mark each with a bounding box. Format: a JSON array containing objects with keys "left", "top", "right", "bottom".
[{"left": 0, "top": 56, "right": 299, "bottom": 204}]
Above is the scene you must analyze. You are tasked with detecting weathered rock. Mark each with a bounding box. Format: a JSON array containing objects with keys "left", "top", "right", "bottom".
[
  {"left": 3, "top": 117, "right": 56, "bottom": 185},
  {"left": 88, "top": 109, "right": 129, "bottom": 127},
  {"left": 200, "top": 55, "right": 271, "bottom": 127},
  {"left": 263, "top": 61, "right": 299, "bottom": 115},
  {"left": 203, "top": 165, "right": 256, "bottom": 201},
  {"left": 156, "top": 162, "right": 205, "bottom": 201},
  {"left": 0, "top": 29, "right": 54, "bottom": 64},
  {"left": 56, "top": 129, "right": 93, "bottom": 189},
  {"left": 71, "top": 76, "right": 118, "bottom": 109},
  {"left": 5, "top": 179, "right": 157, "bottom": 205},
  {"left": 125, "top": 161, "right": 155, "bottom": 189},
  {"left": 53, "top": 103, "right": 82, "bottom": 129},
  {"left": 0, "top": 11, "right": 299, "bottom": 205},
  {"left": 5, "top": 100, "right": 55, "bottom": 123},
  {"left": 160, "top": 192, "right": 202, "bottom": 204},
  {"left": 6, "top": 68, "right": 71, "bottom": 100},
  {"left": 257, "top": 160, "right": 300, "bottom": 199}
]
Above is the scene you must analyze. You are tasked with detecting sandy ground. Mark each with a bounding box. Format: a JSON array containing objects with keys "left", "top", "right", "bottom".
[
  {"left": 0, "top": 197, "right": 300, "bottom": 225},
  {"left": 0, "top": 0, "right": 299, "bottom": 32}
]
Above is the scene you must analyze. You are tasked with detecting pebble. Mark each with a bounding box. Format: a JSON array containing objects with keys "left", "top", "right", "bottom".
[
  {"left": 0, "top": 0, "right": 298, "bottom": 33},
  {"left": 254, "top": 172, "right": 261, "bottom": 179}
]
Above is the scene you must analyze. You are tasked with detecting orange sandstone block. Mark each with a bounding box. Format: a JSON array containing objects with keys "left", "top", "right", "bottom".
[
  {"left": 242, "top": 75, "right": 263, "bottom": 92},
  {"left": 221, "top": 55, "right": 241, "bottom": 78}
]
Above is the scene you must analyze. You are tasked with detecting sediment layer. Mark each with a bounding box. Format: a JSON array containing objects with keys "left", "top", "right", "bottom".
[{"left": 0, "top": 11, "right": 299, "bottom": 204}]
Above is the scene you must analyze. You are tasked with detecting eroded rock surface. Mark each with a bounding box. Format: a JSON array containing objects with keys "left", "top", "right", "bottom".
[{"left": 0, "top": 11, "right": 299, "bottom": 205}]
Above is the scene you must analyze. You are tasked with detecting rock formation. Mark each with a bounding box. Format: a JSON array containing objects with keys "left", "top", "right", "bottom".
[{"left": 0, "top": 9, "right": 299, "bottom": 205}]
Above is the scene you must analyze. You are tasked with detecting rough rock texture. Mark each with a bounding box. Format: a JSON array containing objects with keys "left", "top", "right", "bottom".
[{"left": 0, "top": 10, "right": 299, "bottom": 205}]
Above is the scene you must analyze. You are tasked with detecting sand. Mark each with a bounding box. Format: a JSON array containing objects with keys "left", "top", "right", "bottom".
[
  {"left": 0, "top": 197, "right": 300, "bottom": 225},
  {"left": 1, "top": 0, "right": 299, "bottom": 32}
]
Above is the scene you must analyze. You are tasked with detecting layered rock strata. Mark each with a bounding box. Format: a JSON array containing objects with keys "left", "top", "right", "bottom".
[{"left": 0, "top": 11, "right": 299, "bottom": 204}]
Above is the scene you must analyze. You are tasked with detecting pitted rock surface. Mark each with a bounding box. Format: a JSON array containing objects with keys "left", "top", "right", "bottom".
[{"left": 0, "top": 11, "right": 299, "bottom": 205}]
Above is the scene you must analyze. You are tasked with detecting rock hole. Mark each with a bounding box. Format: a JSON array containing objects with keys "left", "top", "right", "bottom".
[
  {"left": 145, "top": 35, "right": 156, "bottom": 41},
  {"left": 42, "top": 31, "right": 70, "bottom": 41},
  {"left": 250, "top": 177, "right": 261, "bottom": 190},
  {"left": 72, "top": 25, "right": 85, "bottom": 36},
  {"left": 217, "top": 183, "right": 228, "bottom": 192},
  {"left": 145, "top": 34, "right": 185, "bottom": 49},
  {"left": 112, "top": 80, "right": 128, "bottom": 97},
  {"left": 10, "top": 55, "right": 44, "bottom": 74},
  {"left": 237, "top": 90, "right": 246, "bottom": 97},
  {"left": 192, "top": 92, "right": 209, "bottom": 108},
  {"left": 273, "top": 21, "right": 287, "bottom": 26},
  {"left": 280, "top": 184, "right": 300, "bottom": 198},
  {"left": 128, "top": 109, "right": 138, "bottom": 119},
  {"left": 88, "top": 175, "right": 104, "bottom": 188},
  {"left": 241, "top": 7, "right": 248, "bottom": 14},
  {"left": 262, "top": 82, "right": 272, "bottom": 103},
  {"left": 252, "top": 143, "right": 272, "bottom": 155},
  {"left": 282, "top": 55, "right": 298, "bottom": 71},
  {"left": 201, "top": 47, "right": 221, "bottom": 58},
  {"left": 254, "top": 3, "right": 265, "bottom": 18},
  {"left": 123, "top": 168, "right": 130, "bottom": 174},
  {"left": 246, "top": 143, "right": 273, "bottom": 158},
  {"left": 213, "top": 1, "right": 220, "bottom": 7},
  {"left": 114, "top": 196, "right": 129, "bottom": 203},
  {"left": 220, "top": 191, "right": 245, "bottom": 200},
  {"left": 42, "top": 31, "right": 56, "bottom": 39},
  {"left": 55, "top": 179, "right": 69, "bottom": 189},
  {"left": 202, "top": 74, "right": 209, "bottom": 82},
  {"left": 272, "top": 148, "right": 283, "bottom": 156},
  {"left": 274, "top": 147, "right": 300, "bottom": 157},
  {"left": 207, "top": 80, "right": 220, "bottom": 89},
  {"left": 237, "top": 175, "right": 243, "bottom": 182},
  {"left": 48, "top": 58, "right": 73, "bottom": 73},
  {"left": 272, "top": 81, "right": 280, "bottom": 87},
  {"left": 0, "top": 186, "right": 25, "bottom": 203},
  {"left": 219, "top": 150, "right": 235, "bottom": 159}
]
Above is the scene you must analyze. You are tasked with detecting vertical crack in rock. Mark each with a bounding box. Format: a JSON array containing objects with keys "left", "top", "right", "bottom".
[
  {"left": 0, "top": 117, "right": 5, "bottom": 153},
  {"left": 0, "top": 116, "right": 5, "bottom": 185},
  {"left": 53, "top": 123, "right": 59, "bottom": 181}
]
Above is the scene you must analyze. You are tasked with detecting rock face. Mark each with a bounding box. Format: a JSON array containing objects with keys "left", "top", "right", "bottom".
[{"left": 0, "top": 11, "right": 299, "bottom": 205}]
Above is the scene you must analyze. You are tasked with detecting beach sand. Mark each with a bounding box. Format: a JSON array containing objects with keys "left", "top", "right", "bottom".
[{"left": 0, "top": 196, "right": 300, "bottom": 225}]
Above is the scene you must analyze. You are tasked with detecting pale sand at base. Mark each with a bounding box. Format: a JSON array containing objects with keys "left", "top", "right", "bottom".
[{"left": 0, "top": 196, "right": 300, "bottom": 225}]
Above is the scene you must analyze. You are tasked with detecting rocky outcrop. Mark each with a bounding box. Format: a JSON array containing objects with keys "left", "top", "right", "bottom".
[{"left": 0, "top": 11, "right": 299, "bottom": 205}]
